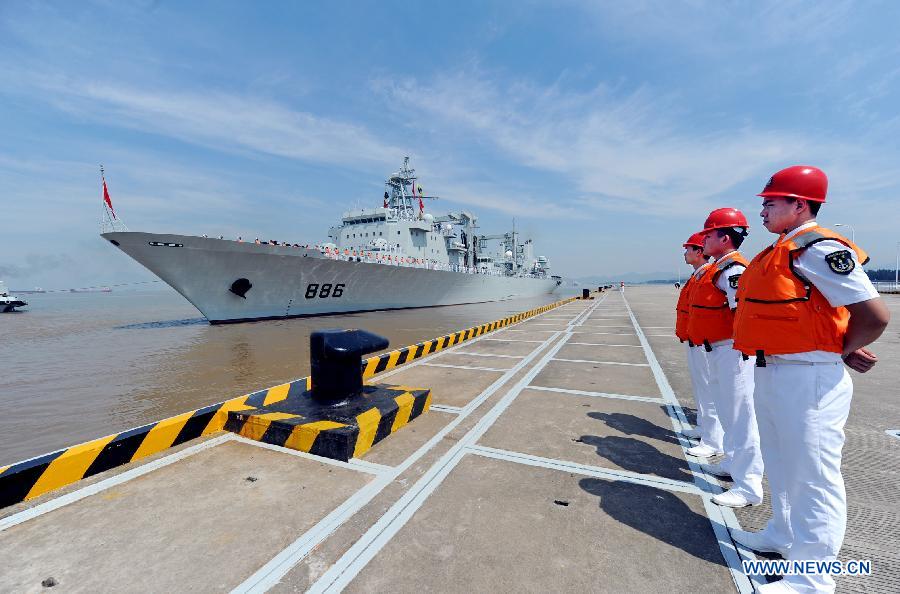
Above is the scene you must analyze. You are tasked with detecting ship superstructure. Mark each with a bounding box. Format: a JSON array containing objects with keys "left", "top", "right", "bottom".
[
  {"left": 325, "top": 158, "right": 551, "bottom": 278},
  {"left": 102, "top": 158, "right": 560, "bottom": 323}
]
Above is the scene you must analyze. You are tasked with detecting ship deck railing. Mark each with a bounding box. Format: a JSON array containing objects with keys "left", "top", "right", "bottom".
[{"left": 318, "top": 248, "right": 547, "bottom": 279}]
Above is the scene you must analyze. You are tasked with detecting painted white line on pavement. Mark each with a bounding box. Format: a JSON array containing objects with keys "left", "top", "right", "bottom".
[
  {"left": 567, "top": 342, "right": 644, "bottom": 348},
  {"left": 527, "top": 385, "right": 665, "bottom": 404},
  {"left": 551, "top": 357, "right": 650, "bottom": 367},
  {"left": 420, "top": 362, "right": 509, "bottom": 372},
  {"left": 467, "top": 445, "right": 700, "bottom": 494},
  {"left": 450, "top": 351, "right": 524, "bottom": 359}
]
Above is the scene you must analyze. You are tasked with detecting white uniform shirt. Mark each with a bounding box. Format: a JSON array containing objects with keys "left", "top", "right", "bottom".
[
  {"left": 713, "top": 250, "right": 745, "bottom": 310},
  {"left": 706, "top": 251, "right": 745, "bottom": 347},
  {"left": 773, "top": 222, "right": 879, "bottom": 362}
]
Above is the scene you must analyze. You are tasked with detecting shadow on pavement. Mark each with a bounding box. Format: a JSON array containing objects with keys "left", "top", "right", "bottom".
[
  {"left": 579, "top": 478, "right": 726, "bottom": 565},
  {"left": 588, "top": 412, "right": 681, "bottom": 445},
  {"left": 578, "top": 434, "right": 693, "bottom": 482}
]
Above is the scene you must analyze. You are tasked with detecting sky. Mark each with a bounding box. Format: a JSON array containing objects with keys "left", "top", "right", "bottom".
[{"left": 2, "top": 0, "right": 900, "bottom": 289}]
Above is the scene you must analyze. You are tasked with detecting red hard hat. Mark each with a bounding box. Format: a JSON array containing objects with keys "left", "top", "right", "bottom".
[
  {"left": 683, "top": 232, "right": 706, "bottom": 249},
  {"left": 758, "top": 165, "right": 828, "bottom": 203},
  {"left": 702, "top": 208, "right": 749, "bottom": 233}
]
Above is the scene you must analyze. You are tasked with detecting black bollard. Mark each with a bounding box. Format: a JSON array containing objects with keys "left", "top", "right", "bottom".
[
  {"left": 310, "top": 329, "right": 389, "bottom": 404},
  {"left": 582, "top": 288, "right": 589, "bottom": 299}
]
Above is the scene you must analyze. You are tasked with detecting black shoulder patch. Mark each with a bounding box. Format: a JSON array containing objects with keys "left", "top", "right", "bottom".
[
  {"left": 825, "top": 250, "right": 855, "bottom": 275},
  {"left": 728, "top": 274, "right": 740, "bottom": 289}
]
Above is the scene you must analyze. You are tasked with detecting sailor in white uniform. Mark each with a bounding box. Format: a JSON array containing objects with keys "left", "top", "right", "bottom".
[{"left": 730, "top": 166, "right": 890, "bottom": 594}]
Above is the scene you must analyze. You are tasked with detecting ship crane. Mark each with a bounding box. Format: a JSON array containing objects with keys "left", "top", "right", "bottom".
[{"left": 476, "top": 231, "right": 521, "bottom": 272}]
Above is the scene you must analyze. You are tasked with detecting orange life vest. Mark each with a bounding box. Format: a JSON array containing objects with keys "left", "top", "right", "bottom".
[
  {"left": 686, "top": 251, "right": 749, "bottom": 346},
  {"left": 733, "top": 226, "right": 869, "bottom": 356},
  {"left": 675, "top": 263, "right": 710, "bottom": 342}
]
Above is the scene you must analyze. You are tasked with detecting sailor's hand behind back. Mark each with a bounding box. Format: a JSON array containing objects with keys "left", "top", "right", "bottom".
[{"left": 843, "top": 347, "right": 878, "bottom": 373}]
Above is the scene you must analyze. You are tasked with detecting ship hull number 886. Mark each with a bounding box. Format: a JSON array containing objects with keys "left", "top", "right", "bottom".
[{"left": 305, "top": 283, "right": 345, "bottom": 299}]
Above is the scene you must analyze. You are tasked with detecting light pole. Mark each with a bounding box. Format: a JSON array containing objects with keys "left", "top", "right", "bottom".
[
  {"left": 895, "top": 241, "right": 899, "bottom": 288},
  {"left": 834, "top": 223, "right": 855, "bottom": 243}
]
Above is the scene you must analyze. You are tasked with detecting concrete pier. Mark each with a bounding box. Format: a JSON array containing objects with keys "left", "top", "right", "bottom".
[{"left": 1, "top": 286, "right": 897, "bottom": 593}]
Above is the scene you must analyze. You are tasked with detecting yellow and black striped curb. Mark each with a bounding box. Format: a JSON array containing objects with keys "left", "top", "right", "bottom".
[
  {"left": 360, "top": 297, "right": 577, "bottom": 378},
  {"left": 0, "top": 295, "right": 576, "bottom": 508},
  {"left": 224, "top": 385, "right": 431, "bottom": 461}
]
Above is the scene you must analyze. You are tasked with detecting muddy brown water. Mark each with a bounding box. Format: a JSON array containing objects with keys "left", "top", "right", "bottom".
[{"left": 1, "top": 288, "right": 574, "bottom": 465}]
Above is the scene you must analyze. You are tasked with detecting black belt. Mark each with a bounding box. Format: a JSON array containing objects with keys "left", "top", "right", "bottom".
[{"left": 703, "top": 340, "right": 712, "bottom": 352}]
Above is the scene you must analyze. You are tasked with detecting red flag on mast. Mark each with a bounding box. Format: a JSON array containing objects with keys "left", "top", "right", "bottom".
[
  {"left": 413, "top": 183, "right": 423, "bottom": 214},
  {"left": 103, "top": 178, "right": 117, "bottom": 219}
]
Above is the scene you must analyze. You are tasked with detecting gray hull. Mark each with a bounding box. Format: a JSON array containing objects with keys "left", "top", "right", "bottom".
[{"left": 103, "top": 232, "right": 559, "bottom": 323}]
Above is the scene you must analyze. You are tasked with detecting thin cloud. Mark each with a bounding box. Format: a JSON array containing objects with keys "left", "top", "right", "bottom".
[
  {"left": 8, "top": 70, "right": 403, "bottom": 173},
  {"left": 376, "top": 72, "right": 810, "bottom": 214}
]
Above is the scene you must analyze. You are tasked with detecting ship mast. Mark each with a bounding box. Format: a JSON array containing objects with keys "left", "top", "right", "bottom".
[{"left": 385, "top": 157, "right": 439, "bottom": 220}]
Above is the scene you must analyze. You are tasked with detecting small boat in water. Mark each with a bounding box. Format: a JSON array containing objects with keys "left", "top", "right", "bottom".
[{"left": 0, "top": 281, "right": 27, "bottom": 312}]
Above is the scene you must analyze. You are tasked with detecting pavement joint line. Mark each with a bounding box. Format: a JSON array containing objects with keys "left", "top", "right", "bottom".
[
  {"left": 229, "top": 435, "right": 390, "bottom": 476},
  {"left": 567, "top": 342, "right": 644, "bottom": 348},
  {"left": 0, "top": 434, "right": 232, "bottom": 532},
  {"left": 449, "top": 351, "right": 524, "bottom": 359},
  {"left": 622, "top": 293, "right": 755, "bottom": 594},
  {"left": 429, "top": 405, "right": 463, "bottom": 414},
  {"left": 500, "top": 328, "right": 558, "bottom": 333},
  {"left": 232, "top": 301, "right": 598, "bottom": 594},
  {"left": 570, "top": 331, "right": 638, "bottom": 336},
  {"left": 419, "top": 363, "right": 509, "bottom": 372},
  {"left": 550, "top": 357, "right": 651, "bottom": 367},
  {"left": 345, "top": 459, "right": 397, "bottom": 474},
  {"left": 526, "top": 385, "right": 665, "bottom": 404},
  {"left": 466, "top": 445, "right": 701, "bottom": 495},
  {"left": 306, "top": 298, "right": 607, "bottom": 594},
  {"left": 480, "top": 338, "right": 546, "bottom": 343}
]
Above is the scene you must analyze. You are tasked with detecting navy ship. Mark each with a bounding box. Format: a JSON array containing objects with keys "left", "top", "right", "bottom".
[{"left": 102, "top": 158, "right": 560, "bottom": 323}]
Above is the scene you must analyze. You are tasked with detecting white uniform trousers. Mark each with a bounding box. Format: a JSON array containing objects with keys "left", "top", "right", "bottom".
[
  {"left": 684, "top": 343, "right": 723, "bottom": 452},
  {"left": 754, "top": 361, "right": 851, "bottom": 594},
  {"left": 707, "top": 343, "right": 763, "bottom": 498}
]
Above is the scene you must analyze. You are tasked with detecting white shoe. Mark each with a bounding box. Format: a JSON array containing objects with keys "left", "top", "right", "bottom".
[
  {"left": 756, "top": 580, "right": 799, "bottom": 593},
  {"left": 681, "top": 427, "right": 701, "bottom": 440},
  {"left": 712, "top": 488, "right": 762, "bottom": 508},
  {"left": 699, "top": 462, "right": 731, "bottom": 478},
  {"left": 730, "top": 528, "right": 790, "bottom": 557},
  {"left": 686, "top": 443, "right": 721, "bottom": 457}
]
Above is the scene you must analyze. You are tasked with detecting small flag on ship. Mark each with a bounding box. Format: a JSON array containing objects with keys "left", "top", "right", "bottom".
[{"left": 101, "top": 165, "right": 116, "bottom": 220}]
